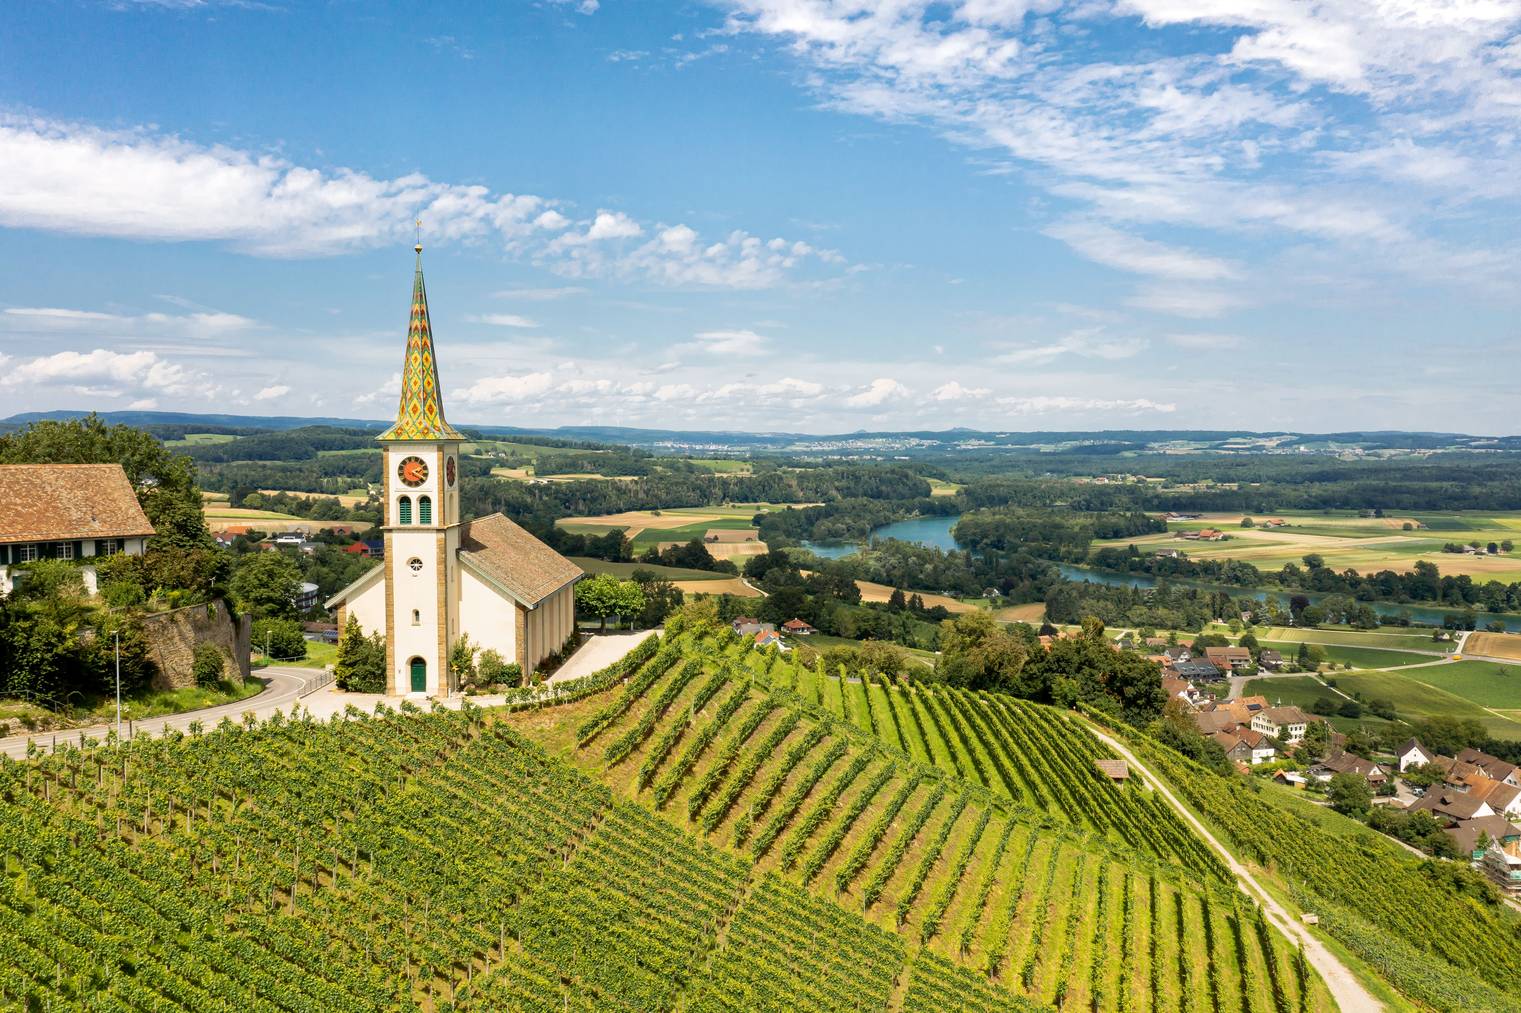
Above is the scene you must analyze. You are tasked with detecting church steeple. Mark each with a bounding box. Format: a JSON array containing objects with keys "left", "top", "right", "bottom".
[{"left": 378, "top": 234, "right": 464, "bottom": 442}]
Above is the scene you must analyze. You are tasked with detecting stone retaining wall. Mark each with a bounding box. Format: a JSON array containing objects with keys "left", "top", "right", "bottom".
[{"left": 141, "top": 599, "right": 251, "bottom": 690}]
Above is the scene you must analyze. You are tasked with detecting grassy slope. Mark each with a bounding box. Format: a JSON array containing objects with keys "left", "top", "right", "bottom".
[{"left": 506, "top": 626, "right": 1332, "bottom": 1013}]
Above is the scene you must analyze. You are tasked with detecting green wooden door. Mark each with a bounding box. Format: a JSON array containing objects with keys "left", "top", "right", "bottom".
[{"left": 409, "top": 658, "right": 426, "bottom": 693}]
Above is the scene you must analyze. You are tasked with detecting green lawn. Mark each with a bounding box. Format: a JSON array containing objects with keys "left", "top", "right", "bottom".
[
  {"left": 631, "top": 517, "right": 757, "bottom": 548},
  {"left": 1392, "top": 659, "right": 1521, "bottom": 709},
  {"left": 1240, "top": 676, "right": 1393, "bottom": 731},
  {"left": 1242, "top": 625, "right": 1449, "bottom": 650},
  {"left": 1331, "top": 668, "right": 1521, "bottom": 739},
  {"left": 161, "top": 432, "right": 238, "bottom": 449},
  {"left": 1256, "top": 640, "right": 1436, "bottom": 670},
  {"left": 685, "top": 458, "right": 752, "bottom": 473},
  {"left": 568, "top": 557, "right": 732, "bottom": 581}
]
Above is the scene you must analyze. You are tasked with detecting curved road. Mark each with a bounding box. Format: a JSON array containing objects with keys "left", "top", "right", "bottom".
[
  {"left": 1083, "top": 720, "right": 1381, "bottom": 1012},
  {"left": 0, "top": 666, "right": 330, "bottom": 760}
]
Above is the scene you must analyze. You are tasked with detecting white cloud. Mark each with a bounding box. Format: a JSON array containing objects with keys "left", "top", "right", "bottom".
[
  {"left": 467, "top": 313, "right": 539, "bottom": 328},
  {"left": 673, "top": 329, "right": 771, "bottom": 356},
  {"left": 2, "top": 305, "right": 255, "bottom": 338},
  {"left": 931, "top": 380, "right": 991, "bottom": 400},
  {"left": 254, "top": 384, "right": 290, "bottom": 400},
  {"left": 846, "top": 377, "right": 911, "bottom": 407},
  {"left": 493, "top": 286, "right": 587, "bottom": 301},
  {"left": 356, "top": 372, "right": 402, "bottom": 406},
  {"left": 0, "top": 115, "right": 842, "bottom": 288},
  {"left": 1044, "top": 220, "right": 1238, "bottom": 281},
  {"left": 1128, "top": 286, "right": 1246, "bottom": 319},
  {"left": 993, "top": 327, "right": 1147, "bottom": 366},
  {"left": 996, "top": 395, "right": 1178, "bottom": 415},
  {"left": 0, "top": 348, "right": 202, "bottom": 400},
  {"left": 456, "top": 371, "right": 556, "bottom": 405}
]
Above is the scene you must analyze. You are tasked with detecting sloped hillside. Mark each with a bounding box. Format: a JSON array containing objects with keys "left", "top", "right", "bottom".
[
  {"left": 507, "top": 620, "right": 1332, "bottom": 1012},
  {"left": 0, "top": 620, "right": 1333, "bottom": 1012}
]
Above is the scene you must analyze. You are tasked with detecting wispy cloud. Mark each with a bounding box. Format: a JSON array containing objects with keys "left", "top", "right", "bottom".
[{"left": 466, "top": 313, "right": 539, "bottom": 328}]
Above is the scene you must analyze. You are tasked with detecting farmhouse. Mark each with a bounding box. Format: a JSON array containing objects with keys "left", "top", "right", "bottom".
[
  {"left": 1454, "top": 748, "right": 1521, "bottom": 786},
  {"left": 1251, "top": 705, "right": 1313, "bottom": 744},
  {"left": 1203, "top": 646, "right": 1253, "bottom": 673},
  {"left": 1310, "top": 750, "right": 1388, "bottom": 787},
  {"left": 326, "top": 244, "right": 581, "bottom": 694},
  {"left": 1213, "top": 728, "right": 1276, "bottom": 765},
  {"left": 781, "top": 618, "right": 816, "bottom": 635},
  {"left": 0, "top": 463, "right": 155, "bottom": 595},
  {"left": 1257, "top": 649, "right": 1285, "bottom": 672}
]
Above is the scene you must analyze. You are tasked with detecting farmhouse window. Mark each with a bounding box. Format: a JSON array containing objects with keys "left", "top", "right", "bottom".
[{"left": 17, "top": 544, "right": 39, "bottom": 563}]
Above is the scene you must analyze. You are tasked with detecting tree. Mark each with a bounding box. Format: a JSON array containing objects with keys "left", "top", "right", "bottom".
[
  {"left": 1240, "top": 517, "right": 1255, "bottom": 527},
  {"left": 856, "top": 640, "right": 908, "bottom": 680},
  {"left": 631, "top": 569, "right": 683, "bottom": 628},
  {"left": 251, "top": 617, "right": 306, "bottom": 661},
  {"left": 333, "top": 615, "right": 385, "bottom": 693},
  {"left": 1327, "top": 772, "right": 1372, "bottom": 818},
  {"left": 1411, "top": 715, "right": 1486, "bottom": 756},
  {"left": 476, "top": 649, "right": 523, "bottom": 688},
  {"left": 230, "top": 552, "right": 303, "bottom": 620},
  {"left": 1301, "top": 718, "right": 1331, "bottom": 757},
  {"left": 935, "top": 612, "right": 1029, "bottom": 694},
  {"left": 1337, "top": 698, "right": 1363, "bottom": 719},
  {"left": 575, "top": 574, "right": 645, "bottom": 631},
  {"left": 449, "top": 634, "right": 479, "bottom": 690}
]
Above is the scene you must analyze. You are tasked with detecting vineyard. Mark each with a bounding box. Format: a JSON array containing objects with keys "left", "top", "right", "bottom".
[
  {"left": 0, "top": 617, "right": 1343, "bottom": 1011},
  {"left": 1117, "top": 727, "right": 1521, "bottom": 1013},
  {"left": 511, "top": 618, "right": 1333, "bottom": 1012}
]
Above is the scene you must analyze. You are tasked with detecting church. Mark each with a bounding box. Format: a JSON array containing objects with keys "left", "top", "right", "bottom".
[{"left": 326, "top": 242, "right": 582, "bottom": 695}]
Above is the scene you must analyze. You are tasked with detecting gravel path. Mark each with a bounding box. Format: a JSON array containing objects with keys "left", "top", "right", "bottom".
[{"left": 1084, "top": 720, "right": 1383, "bottom": 1012}]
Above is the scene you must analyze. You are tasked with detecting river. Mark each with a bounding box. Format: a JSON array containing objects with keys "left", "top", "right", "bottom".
[{"left": 804, "top": 512, "right": 1521, "bottom": 631}]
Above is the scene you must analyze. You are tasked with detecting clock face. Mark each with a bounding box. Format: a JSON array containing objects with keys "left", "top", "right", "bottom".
[
  {"left": 446, "top": 456, "right": 457, "bottom": 487},
  {"left": 398, "top": 456, "right": 429, "bottom": 487}
]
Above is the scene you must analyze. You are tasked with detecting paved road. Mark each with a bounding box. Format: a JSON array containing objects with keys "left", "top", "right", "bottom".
[
  {"left": 1083, "top": 719, "right": 1382, "bottom": 1012},
  {"left": 0, "top": 666, "right": 330, "bottom": 759},
  {"left": 549, "top": 630, "right": 657, "bottom": 684}
]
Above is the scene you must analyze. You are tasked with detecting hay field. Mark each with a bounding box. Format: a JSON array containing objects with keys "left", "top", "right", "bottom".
[
  {"left": 1100, "top": 510, "right": 1521, "bottom": 581},
  {"left": 994, "top": 602, "right": 1046, "bottom": 623},
  {"left": 854, "top": 579, "right": 979, "bottom": 614},
  {"left": 258, "top": 488, "right": 371, "bottom": 508},
  {"left": 1464, "top": 632, "right": 1521, "bottom": 661},
  {"left": 671, "top": 577, "right": 763, "bottom": 598},
  {"left": 657, "top": 539, "right": 769, "bottom": 560},
  {"left": 204, "top": 506, "right": 372, "bottom": 534}
]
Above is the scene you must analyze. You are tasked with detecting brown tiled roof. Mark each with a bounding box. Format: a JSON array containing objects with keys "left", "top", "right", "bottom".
[
  {"left": 460, "top": 512, "right": 583, "bottom": 607},
  {"left": 0, "top": 464, "right": 154, "bottom": 543},
  {"left": 1412, "top": 790, "right": 1493, "bottom": 822},
  {"left": 1095, "top": 758, "right": 1129, "bottom": 780},
  {"left": 1446, "top": 815, "right": 1521, "bottom": 855}
]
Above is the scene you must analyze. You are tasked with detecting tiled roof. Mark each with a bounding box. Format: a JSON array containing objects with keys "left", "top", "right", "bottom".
[
  {"left": 460, "top": 513, "right": 583, "bottom": 607},
  {"left": 0, "top": 464, "right": 155, "bottom": 543},
  {"left": 378, "top": 248, "right": 465, "bottom": 443}
]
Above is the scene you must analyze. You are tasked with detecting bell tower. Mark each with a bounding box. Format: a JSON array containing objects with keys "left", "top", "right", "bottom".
[{"left": 377, "top": 234, "right": 465, "bottom": 695}]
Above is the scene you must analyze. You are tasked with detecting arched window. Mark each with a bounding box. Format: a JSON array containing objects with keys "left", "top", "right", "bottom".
[
  {"left": 398, "top": 496, "right": 412, "bottom": 525},
  {"left": 411, "top": 609, "right": 421, "bottom": 626},
  {"left": 418, "top": 495, "right": 433, "bottom": 525}
]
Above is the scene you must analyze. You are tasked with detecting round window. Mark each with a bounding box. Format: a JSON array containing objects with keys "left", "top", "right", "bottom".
[{"left": 407, "top": 557, "right": 423, "bottom": 574}]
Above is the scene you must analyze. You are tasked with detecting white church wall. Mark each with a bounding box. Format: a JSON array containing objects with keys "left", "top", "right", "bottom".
[
  {"left": 391, "top": 527, "right": 443, "bottom": 693},
  {"left": 345, "top": 573, "right": 386, "bottom": 638},
  {"left": 460, "top": 567, "right": 517, "bottom": 667}
]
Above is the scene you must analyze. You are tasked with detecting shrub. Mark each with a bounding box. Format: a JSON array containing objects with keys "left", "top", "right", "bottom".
[
  {"left": 191, "top": 643, "right": 228, "bottom": 687},
  {"left": 476, "top": 649, "right": 522, "bottom": 688},
  {"left": 334, "top": 615, "right": 386, "bottom": 693}
]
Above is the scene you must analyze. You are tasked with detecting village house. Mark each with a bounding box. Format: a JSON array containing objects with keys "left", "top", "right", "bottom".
[
  {"left": 1174, "top": 659, "right": 1223, "bottom": 683},
  {"left": 0, "top": 463, "right": 155, "bottom": 595},
  {"left": 1256, "top": 649, "right": 1285, "bottom": 672},
  {"left": 731, "top": 616, "right": 774, "bottom": 637},
  {"left": 1203, "top": 646, "right": 1253, "bottom": 673},
  {"left": 1310, "top": 750, "right": 1388, "bottom": 788},
  {"left": 1410, "top": 789, "right": 1496, "bottom": 823},
  {"left": 1163, "top": 645, "right": 1192, "bottom": 663},
  {"left": 754, "top": 629, "right": 784, "bottom": 650},
  {"left": 1154, "top": 547, "right": 1183, "bottom": 559},
  {"left": 1213, "top": 727, "right": 1277, "bottom": 765},
  {"left": 1161, "top": 675, "right": 1205, "bottom": 708},
  {"left": 1273, "top": 770, "right": 1309, "bottom": 789},
  {"left": 1251, "top": 705, "right": 1313, "bottom": 744},
  {"left": 1448, "top": 772, "right": 1521, "bottom": 818},
  {"left": 1394, "top": 737, "right": 1439, "bottom": 772},
  {"left": 781, "top": 618, "right": 816, "bottom": 635},
  {"left": 1454, "top": 748, "right": 1521, "bottom": 787}
]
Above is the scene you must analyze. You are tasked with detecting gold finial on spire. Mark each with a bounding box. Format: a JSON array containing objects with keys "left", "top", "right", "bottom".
[{"left": 414, "top": 217, "right": 423, "bottom": 255}]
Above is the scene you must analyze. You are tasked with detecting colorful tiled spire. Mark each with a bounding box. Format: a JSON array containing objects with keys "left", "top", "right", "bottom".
[{"left": 378, "top": 241, "right": 464, "bottom": 442}]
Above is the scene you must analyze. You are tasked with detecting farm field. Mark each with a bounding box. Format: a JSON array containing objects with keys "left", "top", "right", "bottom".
[
  {"left": 204, "top": 505, "right": 373, "bottom": 533},
  {"left": 854, "top": 578, "right": 981, "bottom": 615},
  {"left": 1391, "top": 658, "right": 1521, "bottom": 710},
  {"left": 671, "top": 577, "right": 763, "bottom": 598},
  {"left": 1254, "top": 640, "right": 1436, "bottom": 670},
  {"left": 556, "top": 505, "right": 771, "bottom": 545},
  {"left": 511, "top": 623, "right": 1326, "bottom": 1012},
  {"left": 569, "top": 556, "right": 732, "bottom": 582},
  {"left": 1463, "top": 631, "right": 1521, "bottom": 660},
  {"left": 994, "top": 602, "right": 1047, "bottom": 623},
  {"left": 257, "top": 487, "right": 372, "bottom": 508},
  {"left": 1238, "top": 676, "right": 1393, "bottom": 731},
  {"left": 160, "top": 432, "right": 237, "bottom": 449},
  {"left": 1231, "top": 624, "right": 1450, "bottom": 651},
  {"left": 1097, "top": 509, "right": 1521, "bottom": 581}
]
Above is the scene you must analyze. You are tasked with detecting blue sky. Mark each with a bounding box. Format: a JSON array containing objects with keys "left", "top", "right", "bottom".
[{"left": 1, "top": 0, "right": 1519, "bottom": 433}]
